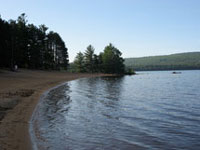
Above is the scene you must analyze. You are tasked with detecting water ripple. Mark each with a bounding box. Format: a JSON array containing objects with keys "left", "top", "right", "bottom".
[{"left": 31, "top": 71, "right": 200, "bottom": 150}]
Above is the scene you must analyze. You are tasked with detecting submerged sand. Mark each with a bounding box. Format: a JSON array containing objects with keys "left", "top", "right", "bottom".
[{"left": 0, "top": 69, "right": 109, "bottom": 150}]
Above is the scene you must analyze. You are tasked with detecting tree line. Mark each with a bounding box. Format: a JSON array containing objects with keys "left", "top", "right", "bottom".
[
  {"left": 70, "top": 43, "right": 126, "bottom": 74},
  {"left": 0, "top": 13, "right": 69, "bottom": 70}
]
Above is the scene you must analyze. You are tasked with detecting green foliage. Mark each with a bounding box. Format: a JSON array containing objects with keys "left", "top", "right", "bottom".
[
  {"left": 0, "top": 14, "right": 69, "bottom": 70},
  {"left": 124, "top": 67, "right": 136, "bottom": 75},
  {"left": 124, "top": 52, "right": 200, "bottom": 71},
  {"left": 84, "top": 45, "right": 95, "bottom": 72},
  {"left": 102, "top": 43, "right": 125, "bottom": 74},
  {"left": 72, "top": 43, "right": 125, "bottom": 74},
  {"left": 93, "top": 54, "right": 100, "bottom": 72},
  {"left": 74, "top": 52, "right": 85, "bottom": 72}
]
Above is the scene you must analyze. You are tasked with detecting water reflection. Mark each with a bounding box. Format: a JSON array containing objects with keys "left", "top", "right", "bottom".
[
  {"left": 32, "top": 71, "right": 200, "bottom": 150},
  {"left": 100, "top": 76, "right": 125, "bottom": 99},
  {"left": 73, "top": 76, "right": 125, "bottom": 110}
]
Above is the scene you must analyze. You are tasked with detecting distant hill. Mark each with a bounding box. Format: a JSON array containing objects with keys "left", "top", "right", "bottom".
[{"left": 124, "top": 52, "right": 200, "bottom": 71}]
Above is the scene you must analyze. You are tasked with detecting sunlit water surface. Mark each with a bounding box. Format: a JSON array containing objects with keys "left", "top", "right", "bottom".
[{"left": 31, "top": 70, "right": 200, "bottom": 150}]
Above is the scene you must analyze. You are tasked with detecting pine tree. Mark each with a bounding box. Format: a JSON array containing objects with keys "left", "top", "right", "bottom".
[
  {"left": 84, "top": 45, "right": 95, "bottom": 72},
  {"left": 102, "top": 43, "right": 125, "bottom": 74},
  {"left": 0, "top": 14, "right": 69, "bottom": 70},
  {"left": 74, "top": 52, "right": 85, "bottom": 72}
]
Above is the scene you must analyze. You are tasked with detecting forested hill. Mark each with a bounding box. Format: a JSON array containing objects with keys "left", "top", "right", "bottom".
[{"left": 124, "top": 52, "right": 200, "bottom": 71}]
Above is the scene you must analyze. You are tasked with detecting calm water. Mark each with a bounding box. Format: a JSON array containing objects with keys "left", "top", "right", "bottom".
[{"left": 30, "top": 71, "right": 200, "bottom": 150}]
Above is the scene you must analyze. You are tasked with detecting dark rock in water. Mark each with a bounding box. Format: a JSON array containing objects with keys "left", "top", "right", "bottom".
[{"left": 172, "top": 71, "right": 181, "bottom": 74}]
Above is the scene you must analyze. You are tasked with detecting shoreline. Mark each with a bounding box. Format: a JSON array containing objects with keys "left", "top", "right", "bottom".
[
  {"left": 29, "top": 81, "right": 72, "bottom": 150},
  {"left": 0, "top": 69, "right": 111, "bottom": 150},
  {"left": 29, "top": 78, "right": 91, "bottom": 150}
]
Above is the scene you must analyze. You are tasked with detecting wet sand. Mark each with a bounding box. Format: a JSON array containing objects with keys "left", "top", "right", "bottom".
[{"left": 0, "top": 69, "right": 109, "bottom": 150}]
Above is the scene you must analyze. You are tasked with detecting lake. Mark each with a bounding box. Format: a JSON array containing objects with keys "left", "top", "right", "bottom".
[{"left": 30, "top": 70, "right": 200, "bottom": 150}]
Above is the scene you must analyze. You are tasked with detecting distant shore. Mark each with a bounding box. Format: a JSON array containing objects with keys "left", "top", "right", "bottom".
[{"left": 0, "top": 69, "right": 110, "bottom": 150}]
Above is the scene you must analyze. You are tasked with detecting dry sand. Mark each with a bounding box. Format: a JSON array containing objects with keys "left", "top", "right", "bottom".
[{"left": 0, "top": 69, "right": 110, "bottom": 150}]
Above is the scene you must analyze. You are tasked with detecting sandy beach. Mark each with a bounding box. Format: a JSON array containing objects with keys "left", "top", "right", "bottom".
[{"left": 0, "top": 69, "right": 109, "bottom": 150}]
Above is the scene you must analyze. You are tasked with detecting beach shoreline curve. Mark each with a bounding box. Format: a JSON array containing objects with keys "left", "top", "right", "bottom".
[{"left": 0, "top": 69, "right": 111, "bottom": 150}]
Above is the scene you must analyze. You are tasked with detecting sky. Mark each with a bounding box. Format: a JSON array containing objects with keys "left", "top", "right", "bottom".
[{"left": 1, "top": 0, "right": 200, "bottom": 62}]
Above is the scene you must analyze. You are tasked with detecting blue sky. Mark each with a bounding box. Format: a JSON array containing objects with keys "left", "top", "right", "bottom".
[{"left": 1, "top": 0, "right": 200, "bottom": 62}]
